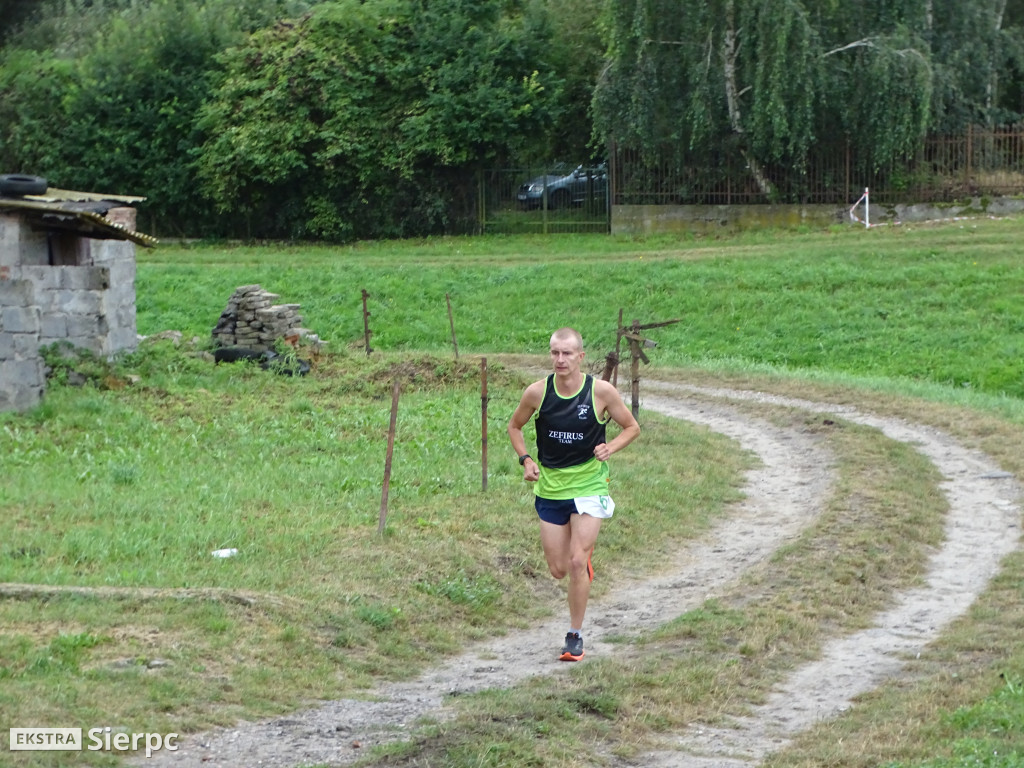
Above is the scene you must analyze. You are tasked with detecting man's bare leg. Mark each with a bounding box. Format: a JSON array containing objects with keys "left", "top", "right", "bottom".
[{"left": 566, "top": 514, "right": 602, "bottom": 630}]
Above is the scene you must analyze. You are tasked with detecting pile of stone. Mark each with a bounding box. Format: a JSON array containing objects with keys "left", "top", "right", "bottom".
[{"left": 212, "top": 285, "right": 306, "bottom": 352}]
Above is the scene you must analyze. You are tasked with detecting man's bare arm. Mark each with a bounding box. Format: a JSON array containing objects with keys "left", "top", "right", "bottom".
[{"left": 508, "top": 380, "right": 544, "bottom": 481}]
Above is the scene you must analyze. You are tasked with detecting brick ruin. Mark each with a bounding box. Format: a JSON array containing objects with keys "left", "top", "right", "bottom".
[
  {"left": 1, "top": 186, "right": 328, "bottom": 411},
  {"left": 0, "top": 191, "right": 154, "bottom": 412}
]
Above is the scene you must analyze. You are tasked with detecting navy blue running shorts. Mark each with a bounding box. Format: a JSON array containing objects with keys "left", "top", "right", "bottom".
[{"left": 535, "top": 495, "right": 615, "bottom": 525}]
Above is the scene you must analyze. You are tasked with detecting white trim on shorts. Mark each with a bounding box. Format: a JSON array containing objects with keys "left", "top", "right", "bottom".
[{"left": 574, "top": 495, "right": 615, "bottom": 519}]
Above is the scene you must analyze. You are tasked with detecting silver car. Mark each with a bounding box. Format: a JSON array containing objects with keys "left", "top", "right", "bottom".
[{"left": 517, "top": 163, "right": 607, "bottom": 209}]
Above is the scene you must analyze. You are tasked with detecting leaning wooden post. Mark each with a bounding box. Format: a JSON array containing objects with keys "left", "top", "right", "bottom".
[
  {"left": 619, "top": 316, "right": 679, "bottom": 420},
  {"left": 601, "top": 351, "right": 618, "bottom": 382},
  {"left": 361, "top": 289, "right": 373, "bottom": 356},
  {"left": 378, "top": 378, "right": 401, "bottom": 535},
  {"left": 613, "top": 308, "right": 623, "bottom": 387},
  {"left": 481, "top": 357, "right": 488, "bottom": 491},
  {"left": 446, "top": 293, "right": 459, "bottom": 360},
  {"left": 630, "top": 319, "right": 641, "bottom": 419}
]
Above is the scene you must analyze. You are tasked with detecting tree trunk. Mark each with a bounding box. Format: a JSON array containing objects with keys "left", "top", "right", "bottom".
[
  {"left": 986, "top": 0, "right": 1008, "bottom": 121},
  {"left": 721, "top": 0, "right": 775, "bottom": 197}
]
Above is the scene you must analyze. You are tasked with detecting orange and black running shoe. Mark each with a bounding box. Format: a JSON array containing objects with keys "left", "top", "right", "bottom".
[{"left": 559, "top": 632, "right": 584, "bottom": 661}]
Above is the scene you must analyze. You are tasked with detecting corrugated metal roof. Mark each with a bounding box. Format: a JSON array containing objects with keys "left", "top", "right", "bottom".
[
  {"left": 21, "top": 187, "right": 147, "bottom": 204},
  {"left": 0, "top": 187, "right": 158, "bottom": 247}
]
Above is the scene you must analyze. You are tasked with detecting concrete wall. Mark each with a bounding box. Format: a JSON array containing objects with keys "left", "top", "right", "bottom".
[
  {"left": 613, "top": 203, "right": 843, "bottom": 235},
  {"left": 0, "top": 274, "right": 45, "bottom": 411},
  {"left": 0, "top": 208, "right": 139, "bottom": 412},
  {"left": 611, "top": 196, "right": 1024, "bottom": 235}
]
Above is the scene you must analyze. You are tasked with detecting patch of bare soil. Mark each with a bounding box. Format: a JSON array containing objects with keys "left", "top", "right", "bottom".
[{"left": 136, "top": 383, "right": 1021, "bottom": 768}]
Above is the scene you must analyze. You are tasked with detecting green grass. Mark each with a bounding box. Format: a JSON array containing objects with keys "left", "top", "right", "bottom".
[
  {"left": 2, "top": 218, "right": 1024, "bottom": 766},
  {"left": 141, "top": 219, "right": 1024, "bottom": 398},
  {"left": 924, "top": 673, "right": 1024, "bottom": 768},
  {"left": 0, "top": 343, "right": 751, "bottom": 766},
  {"left": 364, "top": 402, "right": 962, "bottom": 767}
]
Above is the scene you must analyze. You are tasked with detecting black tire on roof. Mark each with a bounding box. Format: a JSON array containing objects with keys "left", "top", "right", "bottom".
[{"left": 0, "top": 174, "right": 48, "bottom": 196}]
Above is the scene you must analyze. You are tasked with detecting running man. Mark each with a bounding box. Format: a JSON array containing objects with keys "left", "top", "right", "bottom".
[{"left": 508, "top": 327, "right": 640, "bottom": 660}]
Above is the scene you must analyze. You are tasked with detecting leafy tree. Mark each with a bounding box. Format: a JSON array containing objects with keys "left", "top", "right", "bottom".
[
  {"left": 0, "top": 0, "right": 314, "bottom": 234},
  {"left": 926, "top": 0, "right": 1024, "bottom": 130},
  {"left": 196, "top": 0, "right": 562, "bottom": 240},
  {"left": 594, "top": 0, "right": 1024, "bottom": 197},
  {"left": 0, "top": 1, "right": 40, "bottom": 44},
  {"left": 0, "top": 50, "right": 78, "bottom": 176},
  {"left": 597, "top": 0, "right": 825, "bottom": 195},
  {"left": 533, "top": 0, "right": 605, "bottom": 164}
]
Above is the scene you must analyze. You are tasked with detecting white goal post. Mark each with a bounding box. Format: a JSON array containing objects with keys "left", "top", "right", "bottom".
[{"left": 849, "top": 187, "right": 871, "bottom": 227}]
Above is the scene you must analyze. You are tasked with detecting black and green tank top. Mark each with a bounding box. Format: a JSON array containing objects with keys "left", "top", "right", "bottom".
[{"left": 535, "top": 374, "right": 607, "bottom": 469}]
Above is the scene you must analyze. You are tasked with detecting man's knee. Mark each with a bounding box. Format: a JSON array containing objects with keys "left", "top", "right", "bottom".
[
  {"left": 548, "top": 563, "right": 567, "bottom": 580},
  {"left": 568, "top": 551, "right": 590, "bottom": 576}
]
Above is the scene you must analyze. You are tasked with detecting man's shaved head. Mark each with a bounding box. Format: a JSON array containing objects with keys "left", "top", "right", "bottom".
[{"left": 550, "top": 327, "right": 583, "bottom": 351}]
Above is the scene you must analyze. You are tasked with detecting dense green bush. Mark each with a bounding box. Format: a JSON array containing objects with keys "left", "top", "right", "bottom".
[
  {"left": 0, "top": 0, "right": 314, "bottom": 235},
  {"left": 0, "top": 0, "right": 571, "bottom": 241},
  {"left": 0, "top": 50, "right": 77, "bottom": 177},
  {"left": 196, "top": 0, "right": 563, "bottom": 240}
]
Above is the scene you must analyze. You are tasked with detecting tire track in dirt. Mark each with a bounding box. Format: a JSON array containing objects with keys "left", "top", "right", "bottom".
[
  {"left": 137, "top": 385, "right": 1020, "bottom": 767},
  {"left": 629, "top": 383, "right": 1022, "bottom": 767}
]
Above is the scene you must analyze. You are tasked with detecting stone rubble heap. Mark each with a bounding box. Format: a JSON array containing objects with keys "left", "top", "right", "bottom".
[{"left": 212, "top": 284, "right": 308, "bottom": 352}]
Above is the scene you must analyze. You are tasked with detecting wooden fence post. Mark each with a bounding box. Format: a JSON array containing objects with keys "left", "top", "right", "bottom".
[
  {"left": 613, "top": 308, "right": 623, "bottom": 387},
  {"left": 601, "top": 351, "right": 618, "bottom": 382},
  {"left": 630, "top": 319, "right": 641, "bottom": 419},
  {"left": 446, "top": 293, "right": 459, "bottom": 360},
  {"left": 481, "top": 357, "right": 488, "bottom": 491},
  {"left": 378, "top": 379, "right": 401, "bottom": 535},
  {"left": 361, "top": 289, "right": 373, "bottom": 356},
  {"left": 616, "top": 316, "right": 680, "bottom": 419}
]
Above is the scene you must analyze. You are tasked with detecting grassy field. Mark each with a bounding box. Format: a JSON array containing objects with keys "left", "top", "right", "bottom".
[
  {"left": 137, "top": 221, "right": 1024, "bottom": 399},
  {"left": 1, "top": 219, "right": 1022, "bottom": 766}
]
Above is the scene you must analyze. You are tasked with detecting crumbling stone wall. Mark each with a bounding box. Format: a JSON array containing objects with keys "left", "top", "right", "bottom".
[{"left": 0, "top": 208, "right": 139, "bottom": 412}]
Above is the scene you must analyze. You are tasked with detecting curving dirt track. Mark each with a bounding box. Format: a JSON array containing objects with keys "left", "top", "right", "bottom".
[{"left": 136, "top": 382, "right": 1021, "bottom": 768}]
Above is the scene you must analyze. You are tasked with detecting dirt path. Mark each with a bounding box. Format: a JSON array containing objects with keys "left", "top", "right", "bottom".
[{"left": 137, "top": 383, "right": 1021, "bottom": 767}]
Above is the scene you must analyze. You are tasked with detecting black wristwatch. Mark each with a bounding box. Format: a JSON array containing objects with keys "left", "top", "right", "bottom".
[{"left": 518, "top": 453, "right": 532, "bottom": 466}]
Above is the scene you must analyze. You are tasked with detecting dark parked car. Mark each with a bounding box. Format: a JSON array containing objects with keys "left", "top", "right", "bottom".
[{"left": 517, "top": 163, "right": 607, "bottom": 209}]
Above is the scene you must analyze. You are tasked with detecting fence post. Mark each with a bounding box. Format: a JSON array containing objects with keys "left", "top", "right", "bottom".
[
  {"left": 630, "top": 319, "right": 641, "bottom": 419},
  {"left": 966, "top": 123, "right": 973, "bottom": 190},
  {"left": 613, "top": 307, "right": 623, "bottom": 388},
  {"left": 606, "top": 141, "right": 615, "bottom": 232},
  {"left": 378, "top": 378, "right": 401, "bottom": 535},
  {"left": 481, "top": 357, "right": 488, "bottom": 492},
  {"left": 361, "top": 289, "right": 373, "bottom": 356},
  {"left": 478, "top": 170, "right": 486, "bottom": 235},
  {"left": 446, "top": 293, "right": 459, "bottom": 360},
  {"left": 542, "top": 170, "right": 549, "bottom": 236},
  {"left": 601, "top": 351, "right": 618, "bottom": 382},
  {"left": 609, "top": 139, "right": 617, "bottom": 208}
]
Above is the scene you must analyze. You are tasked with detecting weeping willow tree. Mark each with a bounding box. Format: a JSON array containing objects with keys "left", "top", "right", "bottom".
[
  {"left": 594, "top": 0, "right": 941, "bottom": 199},
  {"left": 923, "top": 0, "right": 1024, "bottom": 130}
]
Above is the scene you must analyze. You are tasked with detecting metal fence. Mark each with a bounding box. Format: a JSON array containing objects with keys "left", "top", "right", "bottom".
[
  {"left": 478, "top": 164, "right": 611, "bottom": 235},
  {"left": 610, "top": 125, "right": 1024, "bottom": 206},
  {"left": 476, "top": 126, "right": 1024, "bottom": 234}
]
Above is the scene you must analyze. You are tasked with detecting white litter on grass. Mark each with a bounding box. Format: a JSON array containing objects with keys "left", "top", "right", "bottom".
[{"left": 211, "top": 548, "right": 239, "bottom": 558}]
